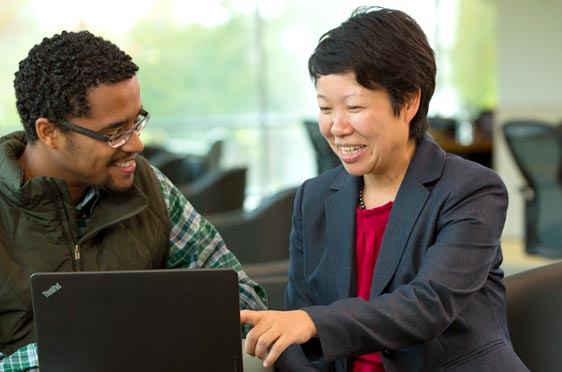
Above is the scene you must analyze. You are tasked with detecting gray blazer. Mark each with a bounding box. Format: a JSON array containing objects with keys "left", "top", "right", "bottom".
[{"left": 276, "top": 136, "right": 528, "bottom": 372}]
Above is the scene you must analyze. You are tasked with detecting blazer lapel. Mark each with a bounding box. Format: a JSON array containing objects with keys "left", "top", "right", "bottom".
[
  {"left": 371, "top": 136, "right": 445, "bottom": 296},
  {"left": 370, "top": 179, "right": 429, "bottom": 296},
  {"left": 325, "top": 173, "right": 360, "bottom": 298}
]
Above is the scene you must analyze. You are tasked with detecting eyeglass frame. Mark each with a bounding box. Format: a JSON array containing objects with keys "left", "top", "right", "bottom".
[{"left": 55, "top": 109, "right": 150, "bottom": 148}]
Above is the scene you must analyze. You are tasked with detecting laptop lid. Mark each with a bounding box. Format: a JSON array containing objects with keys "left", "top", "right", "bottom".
[{"left": 30, "top": 268, "right": 243, "bottom": 372}]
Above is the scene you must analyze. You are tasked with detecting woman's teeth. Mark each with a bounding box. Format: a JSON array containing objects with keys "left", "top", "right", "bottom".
[{"left": 339, "top": 146, "right": 364, "bottom": 155}]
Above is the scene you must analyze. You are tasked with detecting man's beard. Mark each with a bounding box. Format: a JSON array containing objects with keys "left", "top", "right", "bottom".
[
  {"left": 64, "top": 133, "right": 135, "bottom": 193},
  {"left": 98, "top": 174, "right": 135, "bottom": 193}
]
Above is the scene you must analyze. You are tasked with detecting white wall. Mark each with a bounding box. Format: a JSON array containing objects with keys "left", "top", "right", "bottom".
[{"left": 496, "top": 0, "right": 562, "bottom": 238}]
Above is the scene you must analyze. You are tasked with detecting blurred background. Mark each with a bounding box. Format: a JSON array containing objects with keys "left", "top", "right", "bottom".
[{"left": 1, "top": 0, "right": 561, "bottom": 271}]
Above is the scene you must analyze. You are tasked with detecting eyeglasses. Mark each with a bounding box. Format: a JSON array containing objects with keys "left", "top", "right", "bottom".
[{"left": 56, "top": 109, "right": 150, "bottom": 148}]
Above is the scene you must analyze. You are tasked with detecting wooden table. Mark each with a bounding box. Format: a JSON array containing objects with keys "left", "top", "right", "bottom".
[{"left": 428, "top": 128, "right": 493, "bottom": 167}]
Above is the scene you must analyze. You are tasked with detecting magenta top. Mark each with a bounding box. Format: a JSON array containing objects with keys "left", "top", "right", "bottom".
[{"left": 352, "top": 201, "right": 393, "bottom": 372}]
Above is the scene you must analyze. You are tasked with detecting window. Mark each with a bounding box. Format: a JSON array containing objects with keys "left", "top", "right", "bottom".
[{"left": 0, "top": 0, "right": 496, "bottom": 203}]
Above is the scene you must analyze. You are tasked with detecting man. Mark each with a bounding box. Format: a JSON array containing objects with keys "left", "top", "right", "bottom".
[{"left": 0, "top": 30, "right": 266, "bottom": 371}]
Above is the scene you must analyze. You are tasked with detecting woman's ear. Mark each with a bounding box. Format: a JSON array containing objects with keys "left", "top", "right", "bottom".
[
  {"left": 35, "top": 118, "right": 60, "bottom": 149},
  {"left": 403, "top": 88, "right": 421, "bottom": 123}
]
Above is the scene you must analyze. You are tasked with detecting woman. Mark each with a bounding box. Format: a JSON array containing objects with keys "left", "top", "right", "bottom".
[{"left": 241, "top": 7, "right": 528, "bottom": 372}]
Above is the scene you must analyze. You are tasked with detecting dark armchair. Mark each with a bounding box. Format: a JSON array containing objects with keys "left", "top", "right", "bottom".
[
  {"left": 207, "top": 188, "right": 297, "bottom": 311},
  {"left": 178, "top": 166, "right": 247, "bottom": 215},
  {"left": 243, "top": 259, "right": 289, "bottom": 311},
  {"left": 504, "top": 261, "right": 562, "bottom": 371},
  {"left": 503, "top": 120, "right": 562, "bottom": 258},
  {"left": 142, "top": 140, "right": 223, "bottom": 185},
  {"left": 303, "top": 120, "right": 341, "bottom": 175},
  {"left": 206, "top": 187, "right": 297, "bottom": 264}
]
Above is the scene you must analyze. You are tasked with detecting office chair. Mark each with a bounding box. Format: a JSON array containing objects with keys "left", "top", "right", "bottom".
[
  {"left": 149, "top": 139, "right": 224, "bottom": 185},
  {"left": 207, "top": 187, "right": 297, "bottom": 264},
  {"left": 178, "top": 166, "right": 247, "bottom": 215},
  {"left": 244, "top": 259, "right": 289, "bottom": 311},
  {"left": 255, "top": 275, "right": 288, "bottom": 311},
  {"left": 158, "top": 154, "right": 210, "bottom": 185},
  {"left": 303, "top": 120, "right": 341, "bottom": 175},
  {"left": 503, "top": 261, "right": 562, "bottom": 372},
  {"left": 140, "top": 144, "right": 170, "bottom": 162},
  {"left": 503, "top": 120, "right": 562, "bottom": 258}
]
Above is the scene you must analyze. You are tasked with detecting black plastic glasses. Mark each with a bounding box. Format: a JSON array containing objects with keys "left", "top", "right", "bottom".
[{"left": 56, "top": 109, "right": 150, "bottom": 148}]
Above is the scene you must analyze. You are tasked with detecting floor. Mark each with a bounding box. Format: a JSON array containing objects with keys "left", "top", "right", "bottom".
[{"left": 501, "top": 238, "right": 562, "bottom": 276}]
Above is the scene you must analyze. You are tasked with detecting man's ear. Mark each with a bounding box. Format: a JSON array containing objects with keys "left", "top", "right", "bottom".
[
  {"left": 35, "top": 118, "right": 61, "bottom": 149},
  {"left": 403, "top": 88, "right": 421, "bottom": 123}
]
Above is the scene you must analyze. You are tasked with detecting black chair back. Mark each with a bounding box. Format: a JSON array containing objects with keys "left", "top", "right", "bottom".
[
  {"left": 178, "top": 166, "right": 247, "bottom": 215},
  {"left": 303, "top": 120, "right": 341, "bottom": 175},
  {"left": 146, "top": 139, "right": 224, "bottom": 185},
  {"left": 207, "top": 187, "right": 297, "bottom": 264},
  {"left": 504, "top": 262, "right": 562, "bottom": 371},
  {"left": 503, "top": 121, "right": 562, "bottom": 258},
  {"left": 243, "top": 260, "right": 290, "bottom": 311}
]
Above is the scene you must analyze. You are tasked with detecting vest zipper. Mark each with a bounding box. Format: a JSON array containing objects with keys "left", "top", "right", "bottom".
[{"left": 74, "top": 244, "right": 82, "bottom": 271}]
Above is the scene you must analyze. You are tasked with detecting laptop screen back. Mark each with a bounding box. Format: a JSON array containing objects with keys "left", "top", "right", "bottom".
[{"left": 30, "top": 268, "right": 243, "bottom": 372}]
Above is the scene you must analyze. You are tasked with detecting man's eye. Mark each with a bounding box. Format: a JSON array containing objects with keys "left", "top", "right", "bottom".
[{"left": 107, "top": 128, "right": 127, "bottom": 138}]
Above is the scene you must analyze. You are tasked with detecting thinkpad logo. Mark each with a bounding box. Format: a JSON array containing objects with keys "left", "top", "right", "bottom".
[{"left": 42, "top": 282, "right": 62, "bottom": 298}]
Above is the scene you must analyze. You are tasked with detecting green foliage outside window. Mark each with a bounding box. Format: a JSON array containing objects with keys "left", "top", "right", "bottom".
[
  {"left": 450, "top": 0, "right": 497, "bottom": 114},
  {"left": 0, "top": 0, "right": 498, "bottom": 193}
]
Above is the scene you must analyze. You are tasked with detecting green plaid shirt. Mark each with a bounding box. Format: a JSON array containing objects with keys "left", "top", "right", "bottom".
[{"left": 0, "top": 167, "right": 266, "bottom": 372}]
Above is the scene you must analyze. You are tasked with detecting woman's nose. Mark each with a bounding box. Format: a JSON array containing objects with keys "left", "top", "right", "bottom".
[{"left": 331, "top": 112, "right": 352, "bottom": 136}]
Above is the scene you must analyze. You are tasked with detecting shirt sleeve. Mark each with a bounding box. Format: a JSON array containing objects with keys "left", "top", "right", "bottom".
[
  {"left": 0, "top": 344, "right": 38, "bottom": 372},
  {"left": 151, "top": 166, "right": 267, "bottom": 311}
]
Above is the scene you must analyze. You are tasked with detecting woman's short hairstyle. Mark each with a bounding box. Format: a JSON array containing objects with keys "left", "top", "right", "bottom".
[
  {"left": 308, "top": 7, "right": 436, "bottom": 142},
  {"left": 14, "top": 30, "right": 139, "bottom": 143}
]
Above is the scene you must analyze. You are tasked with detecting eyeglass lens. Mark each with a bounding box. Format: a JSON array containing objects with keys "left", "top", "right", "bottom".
[{"left": 108, "top": 114, "right": 148, "bottom": 148}]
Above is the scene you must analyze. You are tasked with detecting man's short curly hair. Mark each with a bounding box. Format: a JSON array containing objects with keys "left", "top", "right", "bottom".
[{"left": 14, "top": 30, "right": 139, "bottom": 143}]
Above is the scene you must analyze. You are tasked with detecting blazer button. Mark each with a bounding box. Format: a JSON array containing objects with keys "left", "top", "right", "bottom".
[{"left": 382, "top": 349, "right": 396, "bottom": 359}]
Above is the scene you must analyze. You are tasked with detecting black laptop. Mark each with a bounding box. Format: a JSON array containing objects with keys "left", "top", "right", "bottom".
[{"left": 30, "top": 268, "right": 243, "bottom": 372}]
